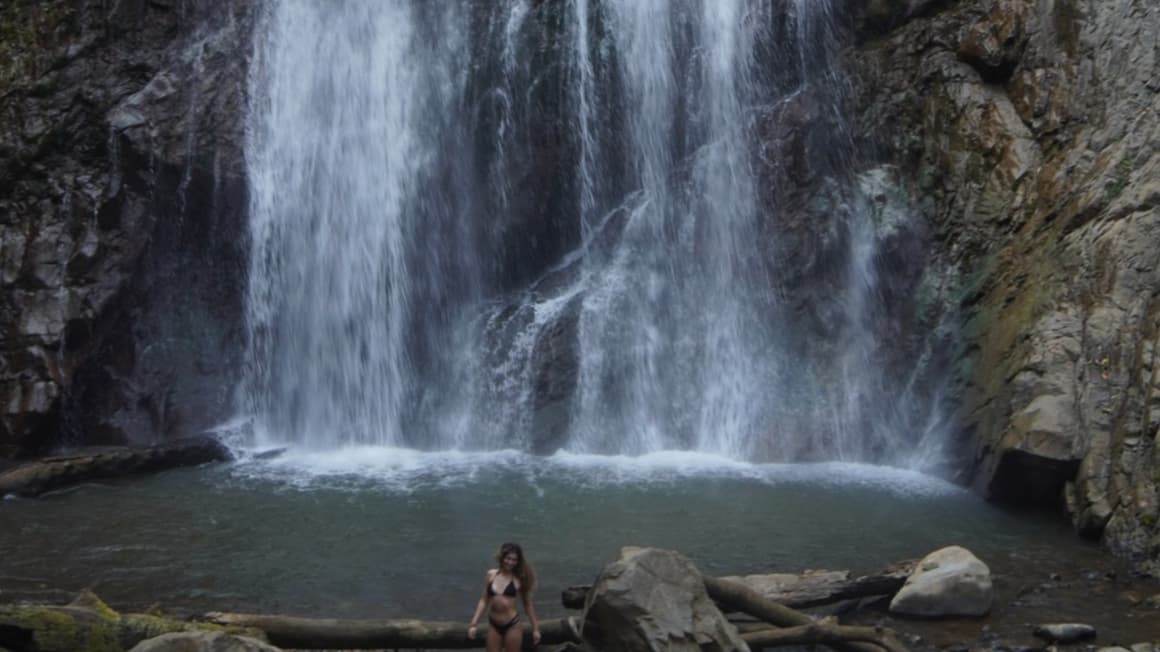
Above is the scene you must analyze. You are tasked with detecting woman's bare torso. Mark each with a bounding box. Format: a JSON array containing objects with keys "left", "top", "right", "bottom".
[{"left": 487, "top": 569, "right": 520, "bottom": 622}]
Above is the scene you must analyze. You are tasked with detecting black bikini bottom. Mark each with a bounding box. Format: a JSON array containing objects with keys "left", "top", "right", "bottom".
[{"left": 489, "top": 613, "right": 520, "bottom": 636}]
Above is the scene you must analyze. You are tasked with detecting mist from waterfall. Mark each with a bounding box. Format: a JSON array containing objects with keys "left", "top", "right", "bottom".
[{"left": 242, "top": 0, "right": 954, "bottom": 469}]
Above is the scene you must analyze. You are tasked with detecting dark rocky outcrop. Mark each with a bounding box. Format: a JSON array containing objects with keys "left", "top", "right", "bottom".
[
  {"left": 0, "top": 0, "right": 253, "bottom": 458},
  {"left": 529, "top": 297, "right": 581, "bottom": 456},
  {"left": 846, "top": 0, "right": 1160, "bottom": 574}
]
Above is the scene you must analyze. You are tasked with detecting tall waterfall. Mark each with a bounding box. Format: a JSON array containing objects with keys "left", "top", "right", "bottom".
[{"left": 243, "top": 0, "right": 952, "bottom": 467}]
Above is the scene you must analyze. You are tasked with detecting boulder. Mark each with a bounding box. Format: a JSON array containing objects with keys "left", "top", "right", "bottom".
[
  {"left": 889, "top": 546, "right": 992, "bottom": 617},
  {"left": 582, "top": 547, "right": 749, "bottom": 652},
  {"left": 129, "top": 632, "right": 282, "bottom": 652}
]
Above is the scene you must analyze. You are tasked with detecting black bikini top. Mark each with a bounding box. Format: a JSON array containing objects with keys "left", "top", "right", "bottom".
[{"left": 488, "top": 576, "right": 518, "bottom": 597}]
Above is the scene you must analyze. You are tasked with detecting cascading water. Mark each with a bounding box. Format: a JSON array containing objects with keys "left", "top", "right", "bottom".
[
  {"left": 242, "top": 0, "right": 953, "bottom": 468},
  {"left": 244, "top": 1, "right": 478, "bottom": 447},
  {"left": 565, "top": 1, "right": 779, "bottom": 458}
]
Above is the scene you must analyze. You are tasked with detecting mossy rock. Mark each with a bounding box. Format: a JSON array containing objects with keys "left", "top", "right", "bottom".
[
  {"left": 118, "top": 614, "right": 265, "bottom": 649},
  {"left": 0, "top": 604, "right": 120, "bottom": 652},
  {"left": 0, "top": 592, "right": 266, "bottom": 652}
]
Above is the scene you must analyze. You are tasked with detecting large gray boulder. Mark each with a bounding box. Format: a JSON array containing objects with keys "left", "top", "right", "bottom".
[
  {"left": 581, "top": 547, "right": 749, "bottom": 652},
  {"left": 129, "top": 631, "right": 281, "bottom": 652},
  {"left": 889, "top": 546, "right": 993, "bottom": 617}
]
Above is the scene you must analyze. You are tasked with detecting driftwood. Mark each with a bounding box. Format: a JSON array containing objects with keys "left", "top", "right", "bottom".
[
  {"left": 703, "top": 577, "right": 904, "bottom": 652},
  {"left": 703, "top": 576, "right": 818, "bottom": 628},
  {"left": 202, "top": 612, "right": 582, "bottom": 649},
  {"left": 562, "top": 561, "right": 915, "bottom": 610},
  {"left": 742, "top": 623, "right": 910, "bottom": 652},
  {"left": 720, "top": 560, "right": 916, "bottom": 609},
  {"left": 0, "top": 436, "right": 232, "bottom": 497}
]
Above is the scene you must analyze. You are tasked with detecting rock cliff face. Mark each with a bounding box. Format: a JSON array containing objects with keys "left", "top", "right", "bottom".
[
  {"left": 0, "top": 0, "right": 251, "bottom": 457},
  {"left": 849, "top": 0, "right": 1160, "bottom": 574}
]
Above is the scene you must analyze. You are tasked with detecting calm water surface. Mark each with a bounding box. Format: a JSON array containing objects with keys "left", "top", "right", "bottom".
[{"left": 2, "top": 449, "right": 1157, "bottom": 643}]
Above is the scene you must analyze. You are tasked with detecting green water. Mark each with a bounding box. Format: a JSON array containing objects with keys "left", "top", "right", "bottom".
[{"left": 2, "top": 448, "right": 1149, "bottom": 643}]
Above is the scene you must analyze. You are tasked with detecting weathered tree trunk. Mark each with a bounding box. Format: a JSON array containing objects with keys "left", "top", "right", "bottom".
[
  {"left": 702, "top": 577, "right": 818, "bottom": 628},
  {"left": 202, "top": 612, "right": 582, "bottom": 649},
  {"left": 561, "top": 562, "right": 915, "bottom": 610},
  {"left": 742, "top": 623, "right": 909, "bottom": 652},
  {"left": 0, "top": 436, "right": 232, "bottom": 497},
  {"left": 703, "top": 577, "right": 904, "bottom": 652},
  {"left": 719, "top": 561, "right": 916, "bottom": 609}
]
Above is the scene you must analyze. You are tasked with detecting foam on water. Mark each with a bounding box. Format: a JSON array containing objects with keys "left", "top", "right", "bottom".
[{"left": 224, "top": 443, "right": 966, "bottom": 499}]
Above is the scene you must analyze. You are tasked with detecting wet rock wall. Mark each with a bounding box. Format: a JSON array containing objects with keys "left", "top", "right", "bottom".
[{"left": 0, "top": 0, "right": 252, "bottom": 457}]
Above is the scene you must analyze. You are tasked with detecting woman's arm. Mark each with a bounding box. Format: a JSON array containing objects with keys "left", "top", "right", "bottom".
[
  {"left": 467, "top": 570, "right": 494, "bottom": 639},
  {"left": 521, "top": 589, "right": 541, "bottom": 645}
]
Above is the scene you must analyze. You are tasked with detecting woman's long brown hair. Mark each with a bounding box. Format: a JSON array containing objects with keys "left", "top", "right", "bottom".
[{"left": 496, "top": 542, "right": 537, "bottom": 594}]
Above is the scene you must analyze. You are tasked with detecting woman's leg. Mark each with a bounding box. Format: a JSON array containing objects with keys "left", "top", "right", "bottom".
[
  {"left": 503, "top": 623, "right": 523, "bottom": 652},
  {"left": 486, "top": 621, "right": 503, "bottom": 652}
]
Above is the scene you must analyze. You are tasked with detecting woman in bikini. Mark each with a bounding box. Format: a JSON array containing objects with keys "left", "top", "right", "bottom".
[{"left": 467, "top": 542, "right": 541, "bottom": 651}]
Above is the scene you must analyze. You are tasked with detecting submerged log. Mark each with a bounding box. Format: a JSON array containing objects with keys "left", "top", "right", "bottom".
[
  {"left": 561, "top": 561, "right": 916, "bottom": 610},
  {"left": 703, "top": 577, "right": 905, "bottom": 652},
  {"left": 202, "top": 612, "right": 582, "bottom": 649},
  {"left": 0, "top": 591, "right": 263, "bottom": 652},
  {"left": 0, "top": 436, "right": 233, "bottom": 497}
]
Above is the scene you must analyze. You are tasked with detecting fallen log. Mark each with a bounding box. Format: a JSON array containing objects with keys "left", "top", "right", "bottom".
[
  {"left": 720, "top": 560, "right": 916, "bottom": 609},
  {"left": 742, "top": 623, "right": 909, "bottom": 652},
  {"left": 202, "top": 612, "right": 582, "bottom": 649},
  {"left": 0, "top": 436, "right": 233, "bottom": 497},
  {"left": 703, "top": 577, "right": 905, "bottom": 652},
  {"left": 561, "top": 561, "right": 915, "bottom": 610},
  {"left": 703, "top": 576, "right": 817, "bottom": 628}
]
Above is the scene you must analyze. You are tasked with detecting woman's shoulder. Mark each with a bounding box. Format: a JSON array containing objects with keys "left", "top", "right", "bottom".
[{"left": 485, "top": 568, "right": 499, "bottom": 580}]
